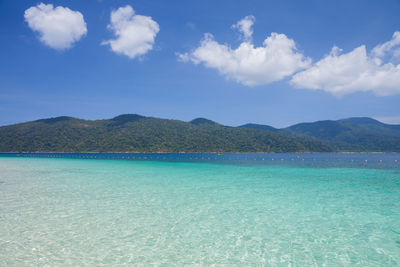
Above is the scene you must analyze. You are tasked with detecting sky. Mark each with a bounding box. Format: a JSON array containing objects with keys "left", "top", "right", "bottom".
[{"left": 1, "top": 0, "right": 400, "bottom": 128}]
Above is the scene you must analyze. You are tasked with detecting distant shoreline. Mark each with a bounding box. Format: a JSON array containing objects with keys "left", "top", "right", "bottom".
[{"left": 1, "top": 151, "right": 398, "bottom": 154}]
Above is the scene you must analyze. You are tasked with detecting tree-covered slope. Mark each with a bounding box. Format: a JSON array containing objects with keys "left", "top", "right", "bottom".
[
  {"left": 0, "top": 115, "right": 333, "bottom": 152},
  {"left": 238, "top": 117, "right": 400, "bottom": 151},
  {"left": 284, "top": 118, "right": 400, "bottom": 151},
  {"left": 238, "top": 123, "right": 278, "bottom": 132}
]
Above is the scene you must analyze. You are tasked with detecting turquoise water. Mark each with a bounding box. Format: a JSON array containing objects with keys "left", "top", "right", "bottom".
[{"left": 1, "top": 155, "right": 400, "bottom": 265}]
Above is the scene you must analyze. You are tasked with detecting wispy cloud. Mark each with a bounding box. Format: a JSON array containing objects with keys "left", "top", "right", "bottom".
[
  {"left": 374, "top": 115, "right": 400, "bottom": 125},
  {"left": 185, "top": 22, "right": 196, "bottom": 30},
  {"left": 231, "top": 15, "right": 255, "bottom": 42}
]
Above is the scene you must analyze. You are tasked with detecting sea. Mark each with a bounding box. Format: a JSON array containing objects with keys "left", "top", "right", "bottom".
[{"left": 0, "top": 153, "right": 399, "bottom": 266}]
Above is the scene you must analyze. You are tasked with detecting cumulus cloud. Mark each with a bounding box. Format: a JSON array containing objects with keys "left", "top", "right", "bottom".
[
  {"left": 371, "top": 31, "right": 400, "bottom": 61},
  {"left": 24, "top": 3, "right": 87, "bottom": 50},
  {"left": 291, "top": 31, "right": 400, "bottom": 96},
  {"left": 102, "top": 5, "right": 159, "bottom": 59},
  {"left": 178, "top": 16, "right": 311, "bottom": 86},
  {"left": 232, "top": 15, "right": 255, "bottom": 41}
]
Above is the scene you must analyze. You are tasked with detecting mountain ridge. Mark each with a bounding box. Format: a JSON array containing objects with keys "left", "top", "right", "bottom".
[
  {"left": 242, "top": 117, "right": 400, "bottom": 152},
  {"left": 0, "top": 115, "right": 398, "bottom": 152}
]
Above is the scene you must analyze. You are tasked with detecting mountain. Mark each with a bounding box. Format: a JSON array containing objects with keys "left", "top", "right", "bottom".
[
  {"left": 110, "top": 114, "right": 146, "bottom": 125},
  {"left": 190, "top": 118, "right": 218, "bottom": 125},
  {"left": 240, "top": 117, "right": 400, "bottom": 152},
  {"left": 0, "top": 114, "right": 332, "bottom": 153},
  {"left": 238, "top": 123, "right": 278, "bottom": 132},
  {"left": 1, "top": 115, "right": 398, "bottom": 152},
  {"left": 338, "top": 117, "right": 400, "bottom": 134}
]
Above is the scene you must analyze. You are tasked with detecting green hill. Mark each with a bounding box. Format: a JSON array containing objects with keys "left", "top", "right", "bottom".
[
  {"left": 0, "top": 114, "right": 332, "bottom": 152},
  {"left": 240, "top": 117, "right": 400, "bottom": 152},
  {"left": 284, "top": 118, "right": 400, "bottom": 151},
  {"left": 238, "top": 123, "right": 278, "bottom": 132},
  {"left": 2, "top": 115, "right": 398, "bottom": 152}
]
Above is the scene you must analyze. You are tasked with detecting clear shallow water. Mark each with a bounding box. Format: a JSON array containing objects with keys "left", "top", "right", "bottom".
[{"left": 0, "top": 154, "right": 400, "bottom": 266}]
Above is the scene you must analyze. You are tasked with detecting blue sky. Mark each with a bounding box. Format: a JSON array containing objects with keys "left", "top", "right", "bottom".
[{"left": 1, "top": 0, "right": 400, "bottom": 127}]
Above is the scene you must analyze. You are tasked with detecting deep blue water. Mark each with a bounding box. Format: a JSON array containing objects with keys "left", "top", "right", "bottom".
[{"left": 1, "top": 152, "right": 399, "bottom": 169}]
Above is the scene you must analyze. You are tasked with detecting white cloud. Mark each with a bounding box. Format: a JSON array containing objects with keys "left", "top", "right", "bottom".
[
  {"left": 102, "top": 5, "right": 159, "bottom": 59},
  {"left": 371, "top": 31, "right": 400, "bottom": 60},
  {"left": 178, "top": 16, "right": 311, "bottom": 86},
  {"left": 291, "top": 31, "right": 400, "bottom": 96},
  {"left": 232, "top": 15, "right": 255, "bottom": 41},
  {"left": 24, "top": 3, "right": 87, "bottom": 50}
]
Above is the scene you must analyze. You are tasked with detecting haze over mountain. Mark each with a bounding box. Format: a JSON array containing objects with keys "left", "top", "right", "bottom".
[{"left": 0, "top": 114, "right": 399, "bottom": 153}]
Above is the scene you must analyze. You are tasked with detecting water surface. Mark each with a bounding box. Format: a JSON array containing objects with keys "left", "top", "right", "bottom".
[{"left": 0, "top": 154, "right": 399, "bottom": 265}]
